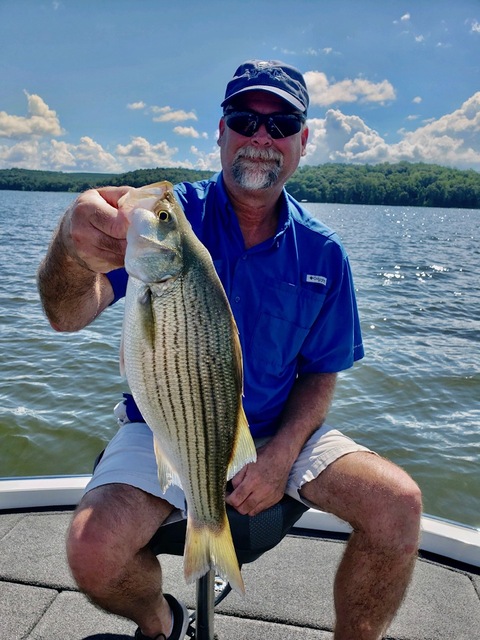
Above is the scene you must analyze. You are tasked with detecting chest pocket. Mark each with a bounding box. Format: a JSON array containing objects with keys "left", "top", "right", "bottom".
[{"left": 249, "top": 279, "right": 327, "bottom": 373}]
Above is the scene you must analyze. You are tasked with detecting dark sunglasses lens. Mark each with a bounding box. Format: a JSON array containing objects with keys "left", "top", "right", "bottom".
[
  {"left": 225, "top": 111, "right": 303, "bottom": 139},
  {"left": 225, "top": 113, "right": 258, "bottom": 137},
  {"left": 268, "top": 115, "right": 303, "bottom": 138},
  {"left": 225, "top": 112, "right": 304, "bottom": 138}
]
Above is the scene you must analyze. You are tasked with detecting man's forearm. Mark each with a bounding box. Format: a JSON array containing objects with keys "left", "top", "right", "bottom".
[
  {"left": 37, "top": 220, "right": 112, "bottom": 332},
  {"left": 264, "top": 372, "right": 338, "bottom": 465},
  {"left": 226, "top": 371, "right": 338, "bottom": 515}
]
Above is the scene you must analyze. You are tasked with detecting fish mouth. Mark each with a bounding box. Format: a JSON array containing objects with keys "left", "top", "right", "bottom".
[
  {"left": 137, "top": 235, "right": 175, "bottom": 249},
  {"left": 156, "top": 273, "right": 179, "bottom": 284},
  {"left": 135, "top": 236, "right": 180, "bottom": 258}
]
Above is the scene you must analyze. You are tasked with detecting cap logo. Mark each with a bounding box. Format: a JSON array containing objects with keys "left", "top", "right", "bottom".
[
  {"left": 244, "top": 66, "right": 291, "bottom": 83},
  {"left": 222, "top": 60, "right": 309, "bottom": 113}
]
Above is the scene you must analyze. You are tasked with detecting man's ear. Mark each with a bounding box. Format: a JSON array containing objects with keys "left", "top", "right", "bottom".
[
  {"left": 301, "top": 126, "right": 309, "bottom": 157},
  {"left": 217, "top": 118, "right": 226, "bottom": 146}
]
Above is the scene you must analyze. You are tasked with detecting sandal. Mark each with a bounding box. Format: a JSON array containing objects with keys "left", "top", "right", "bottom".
[{"left": 134, "top": 593, "right": 189, "bottom": 640}]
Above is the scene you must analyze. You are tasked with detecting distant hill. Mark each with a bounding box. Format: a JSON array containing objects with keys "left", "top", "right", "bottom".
[
  {"left": 0, "top": 167, "right": 214, "bottom": 194},
  {"left": 287, "top": 163, "right": 480, "bottom": 209},
  {"left": 0, "top": 162, "right": 479, "bottom": 208}
]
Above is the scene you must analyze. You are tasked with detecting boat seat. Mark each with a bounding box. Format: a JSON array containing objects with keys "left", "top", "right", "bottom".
[
  {"left": 149, "top": 493, "right": 308, "bottom": 639},
  {"left": 92, "top": 451, "right": 308, "bottom": 639}
]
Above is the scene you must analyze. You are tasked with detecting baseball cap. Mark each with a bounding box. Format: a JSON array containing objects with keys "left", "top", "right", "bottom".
[{"left": 221, "top": 60, "right": 309, "bottom": 113}]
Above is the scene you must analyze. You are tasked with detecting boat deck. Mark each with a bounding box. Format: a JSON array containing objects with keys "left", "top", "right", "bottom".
[{"left": 1, "top": 507, "right": 479, "bottom": 640}]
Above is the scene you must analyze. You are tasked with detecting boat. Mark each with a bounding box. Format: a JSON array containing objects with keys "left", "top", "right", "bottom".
[{"left": 1, "top": 475, "right": 479, "bottom": 639}]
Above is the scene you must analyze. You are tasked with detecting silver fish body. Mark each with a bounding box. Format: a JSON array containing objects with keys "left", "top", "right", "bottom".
[{"left": 119, "top": 182, "right": 256, "bottom": 593}]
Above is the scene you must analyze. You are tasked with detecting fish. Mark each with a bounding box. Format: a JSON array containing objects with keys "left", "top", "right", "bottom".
[{"left": 118, "top": 181, "right": 257, "bottom": 594}]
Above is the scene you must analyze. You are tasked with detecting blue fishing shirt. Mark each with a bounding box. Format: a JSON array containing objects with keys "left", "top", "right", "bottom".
[{"left": 107, "top": 173, "right": 364, "bottom": 438}]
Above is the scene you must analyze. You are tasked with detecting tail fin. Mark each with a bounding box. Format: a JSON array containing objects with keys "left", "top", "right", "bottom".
[{"left": 183, "top": 513, "right": 244, "bottom": 595}]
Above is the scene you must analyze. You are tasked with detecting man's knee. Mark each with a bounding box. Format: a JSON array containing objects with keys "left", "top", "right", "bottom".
[
  {"left": 301, "top": 452, "right": 422, "bottom": 551},
  {"left": 66, "top": 484, "right": 171, "bottom": 594},
  {"left": 365, "top": 467, "right": 422, "bottom": 554},
  {"left": 66, "top": 497, "right": 122, "bottom": 593}
]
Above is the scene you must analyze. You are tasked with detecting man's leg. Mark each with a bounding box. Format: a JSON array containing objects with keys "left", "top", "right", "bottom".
[
  {"left": 300, "top": 451, "right": 422, "bottom": 640},
  {"left": 67, "top": 482, "right": 175, "bottom": 638}
]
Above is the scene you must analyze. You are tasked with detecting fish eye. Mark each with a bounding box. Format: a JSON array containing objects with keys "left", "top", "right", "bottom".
[{"left": 157, "top": 210, "right": 171, "bottom": 222}]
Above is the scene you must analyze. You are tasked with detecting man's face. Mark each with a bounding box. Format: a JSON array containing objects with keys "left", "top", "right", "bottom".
[{"left": 218, "top": 91, "right": 308, "bottom": 192}]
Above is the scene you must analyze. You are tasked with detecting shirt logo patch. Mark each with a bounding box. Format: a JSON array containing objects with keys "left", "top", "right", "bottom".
[{"left": 306, "top": 274, "right": 327, "bottom": 286}]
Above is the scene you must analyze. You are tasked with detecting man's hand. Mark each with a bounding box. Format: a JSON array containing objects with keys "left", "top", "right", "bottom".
[
  {"left": 226, "top": 444, "right": 291, "bottom": 517},
  {"left": 38, "top": 185, "right": 132, "bottom": 332},
  {"left": 62, "top": 186, "right": 131, "bottom": 273},
  {"left": 225, "top": 372, "right": 338, "bottom": 517}
]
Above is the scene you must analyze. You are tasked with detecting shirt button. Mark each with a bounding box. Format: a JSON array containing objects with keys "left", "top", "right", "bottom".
[
  {"left": 242, "top": 254, "right": 248, "bottom": 260},
  {"left": 234, "top": 296, "right": 241, "bottom": 303}
]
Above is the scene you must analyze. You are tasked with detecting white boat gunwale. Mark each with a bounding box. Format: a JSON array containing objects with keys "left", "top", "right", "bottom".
[{"left": 1, "top": 475, "right": 479, "bottom": 569}]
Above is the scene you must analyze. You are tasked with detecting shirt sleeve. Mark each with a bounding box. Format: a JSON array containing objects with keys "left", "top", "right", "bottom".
[{"left": 105, "top": 267, "right": 128, "bottom": 304}]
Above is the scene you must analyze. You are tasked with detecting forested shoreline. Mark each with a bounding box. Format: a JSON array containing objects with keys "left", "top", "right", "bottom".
[{"left": 1, "top": 162, "right": 479, "bottom": 208}]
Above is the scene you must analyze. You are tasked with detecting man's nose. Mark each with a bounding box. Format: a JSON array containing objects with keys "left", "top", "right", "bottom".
[{"left": 250, "top": 123, "right": 272, "bottom": 145}]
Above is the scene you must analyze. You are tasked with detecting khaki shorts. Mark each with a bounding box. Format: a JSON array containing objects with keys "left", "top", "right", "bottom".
[{"left": 86, "top": 401, "right": 373, "bottom": 516}]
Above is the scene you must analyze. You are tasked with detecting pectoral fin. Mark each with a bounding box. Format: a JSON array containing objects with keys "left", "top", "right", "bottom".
[
  {"left": 153, "top": 436, "right": 183, "bottom": 492},
  {"left": 227, "top": 405, "right": 257, "bottom": 481}
]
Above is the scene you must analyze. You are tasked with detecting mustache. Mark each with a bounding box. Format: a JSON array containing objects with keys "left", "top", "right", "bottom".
[{"left": 234, "top": 146, "right": 283, "bottom": 164}]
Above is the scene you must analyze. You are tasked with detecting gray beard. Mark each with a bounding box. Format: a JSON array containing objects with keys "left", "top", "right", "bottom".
[{"left": 231, "top": 147, "right": 283, "bottom": 190}]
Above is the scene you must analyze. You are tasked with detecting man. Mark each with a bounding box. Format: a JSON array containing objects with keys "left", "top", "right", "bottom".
[{"left": 37, "top": 60, "right": 422, "bottom": 640}]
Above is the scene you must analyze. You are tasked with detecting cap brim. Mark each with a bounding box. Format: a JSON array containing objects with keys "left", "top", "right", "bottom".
[{"left": 221, "top": 85, "right": 306, "bottom": 112}]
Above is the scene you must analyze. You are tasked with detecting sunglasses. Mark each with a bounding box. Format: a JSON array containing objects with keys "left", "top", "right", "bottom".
[{"left": 224, "top": 110, "right": 306, "bottom": 139}]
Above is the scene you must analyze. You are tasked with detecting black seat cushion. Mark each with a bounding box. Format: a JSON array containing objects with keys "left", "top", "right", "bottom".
[{"left": 149, "top": 494, "right": 308, "bottom": 564}]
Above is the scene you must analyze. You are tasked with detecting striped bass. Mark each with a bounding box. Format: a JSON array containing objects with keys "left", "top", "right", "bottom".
[{"left": 118, "top": 181, "right": 256, "bottom": 594}]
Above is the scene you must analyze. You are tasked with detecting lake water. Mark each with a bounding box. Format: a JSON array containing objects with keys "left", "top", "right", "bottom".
[{"left": 0, "top": 190, "right": 479, "bottom": 528}]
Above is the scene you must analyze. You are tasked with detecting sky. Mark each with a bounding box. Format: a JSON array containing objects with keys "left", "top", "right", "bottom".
[{"left": 1, "top": 0, "right": 479, "bottom": 174}]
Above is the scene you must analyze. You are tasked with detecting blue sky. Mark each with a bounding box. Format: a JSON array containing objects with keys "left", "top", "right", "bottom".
[{"left": 1, "top": 0, "right": 479, "bottom": 173}]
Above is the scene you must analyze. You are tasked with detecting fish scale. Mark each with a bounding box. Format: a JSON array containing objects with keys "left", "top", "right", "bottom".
[{"left": 119, "top": 182, "right": 257, "bottom": 593}]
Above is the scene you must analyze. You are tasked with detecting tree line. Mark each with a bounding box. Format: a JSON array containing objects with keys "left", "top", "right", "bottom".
[
  {"left": 287, "top": 163, "right": 480, "bottom": 209},
  {"left": 0, "top": 167, "right": 213, "bottom": 194},
  {"left": 0, "top": 162, "right": 479, "bottom": 209}
]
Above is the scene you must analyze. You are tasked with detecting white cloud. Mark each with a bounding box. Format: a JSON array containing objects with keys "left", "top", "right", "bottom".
[
  {"left": 68, "top": 137, "right": 121, "bottom": 172},
  {"left": 304, "top": 71, "right": 396, "bottom": 107},
  {"left": 304, "top": 110, "right": 387, "bottom": 165},
  {"left": 0, "top": 139, "right": 42, "bottom": 168},
  {"left": 127, "top": 101, "right": 147, "bottom": 110},
  {"left": 190, "top": 145, "right": 221, "bottom": 171},
  {"left": 128, "top": 104, "right": 199, "bottom": 123},
  {"left": 48, "top": 140, "right": 77, "bottom": 169},
  {"left": 0, "top": 136, "right": 121, "bottom": 172},
  {"left": 401, "top": 13, "right": 410, "bottom": 22},
  {"left": 173, "top": 126, "right": 208, "bottom": 139},
  {"left": 413, "top": 96, "right": 422, "bottom": 104},
  {"left": 303, "top": 92, "right": 480, "bottom": 170},
  {"left": 397, "top": 92, "right": 480, "bottom": 167},
  {"left": 471, "top": 20, "right": 480, "bottom": 34},
  {"left": 0, "top": 92, "right": 64, "bottom": 139},
  {"left": 150, "top": 106, "right": 197, "bottom": 123},
  {"left": 115, "top": 136, "right": 182, "bottom": 168},
  {"left": 2, "top": 89, "right": 479, "bottom": 174}
]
